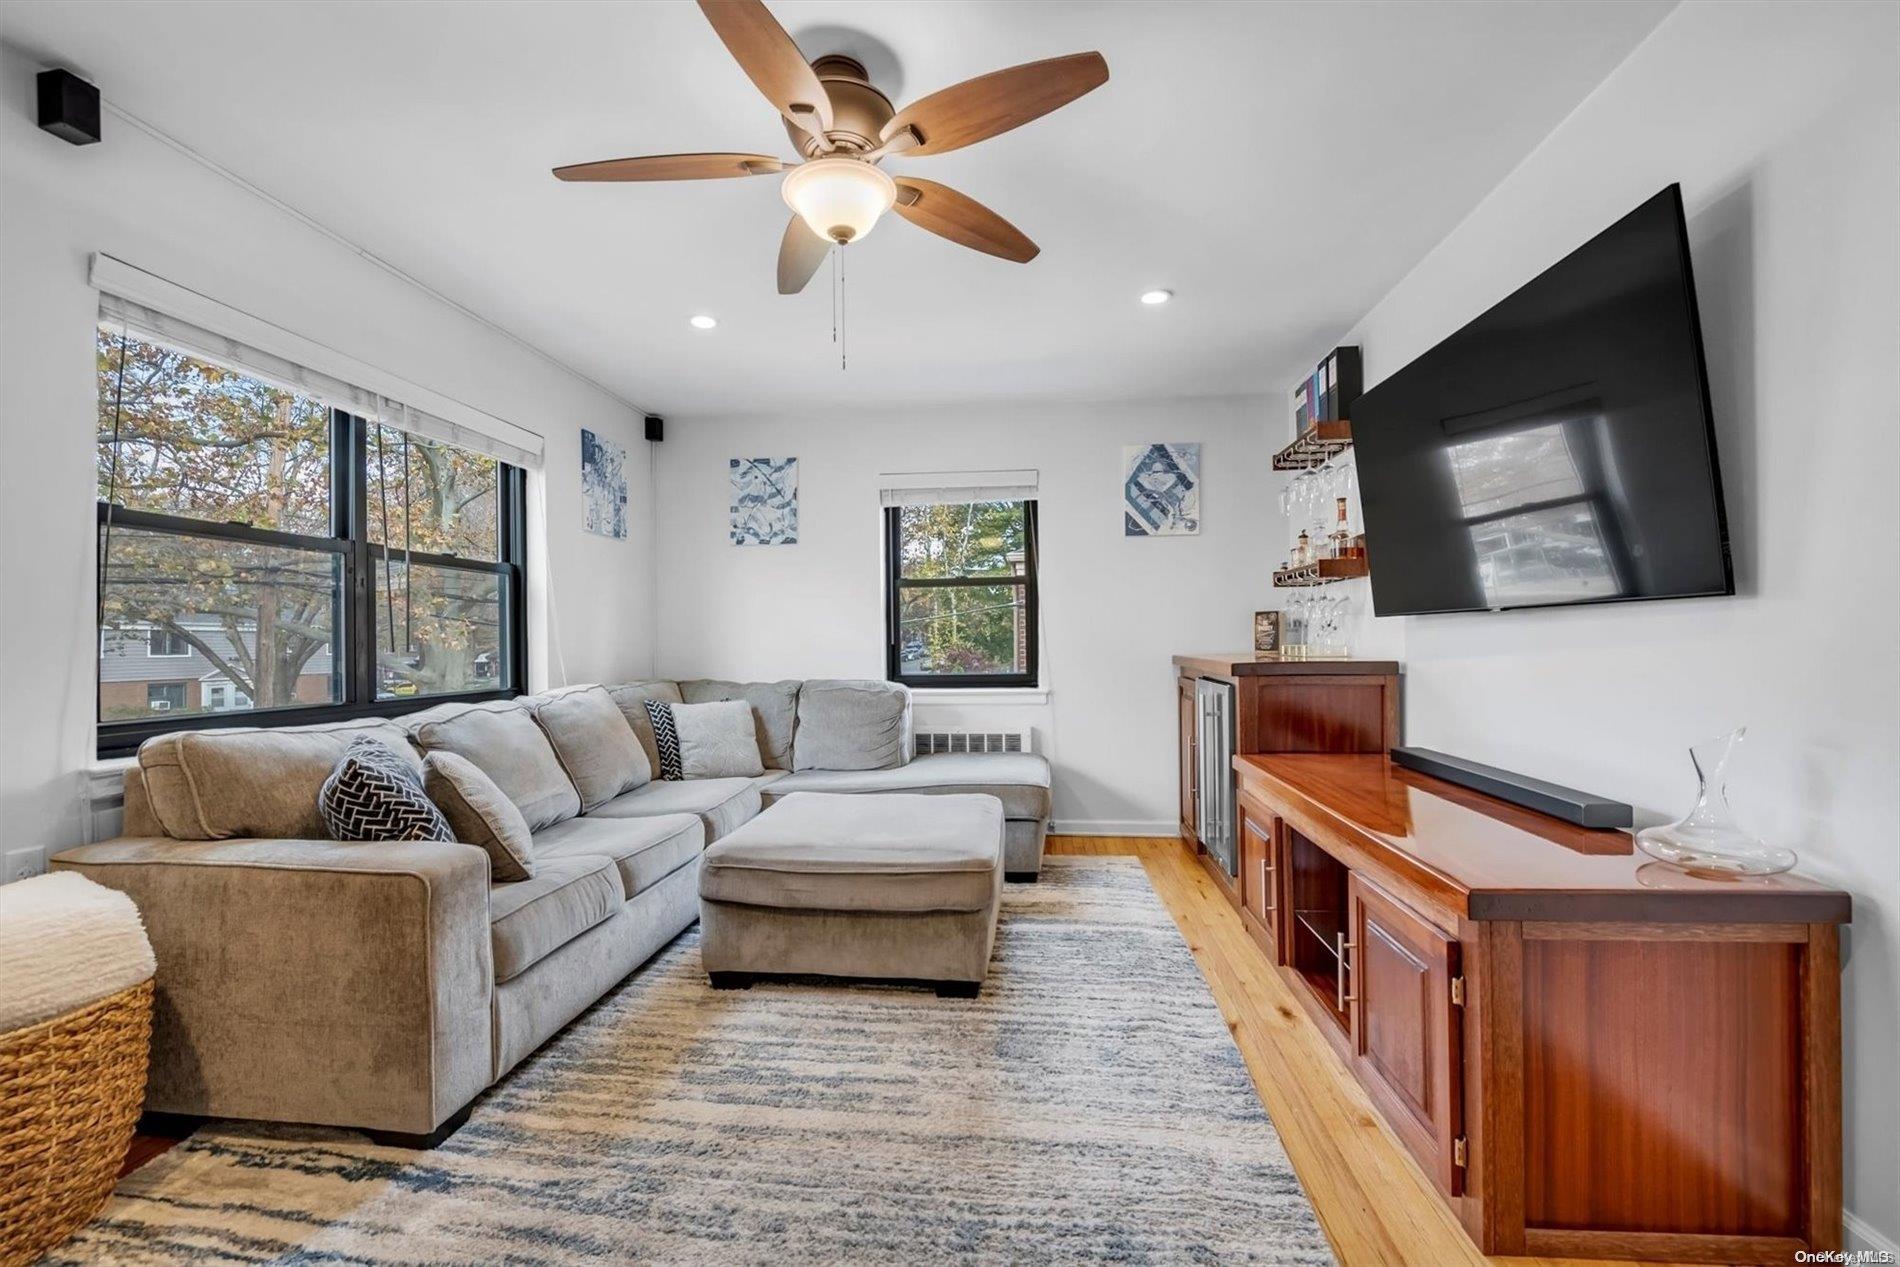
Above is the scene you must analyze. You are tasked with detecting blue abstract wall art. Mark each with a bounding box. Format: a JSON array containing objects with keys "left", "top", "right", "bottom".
[
  {"left": 1124, "top": 442, "right": 1200, "bottom": 536},
  {"left": 580, "top": 427, "right": 628, "bottom": 539},
  {"left": 730, "top": 457, "right": 799, "bottom": 545}
]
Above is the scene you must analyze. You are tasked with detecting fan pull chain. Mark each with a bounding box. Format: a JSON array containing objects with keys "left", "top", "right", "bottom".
[
  {"left": 830, "top": 246, "right": 838, "bottom": 345},
  {"left": 840, "top": 245, "right": 848, "bottom": 371}
]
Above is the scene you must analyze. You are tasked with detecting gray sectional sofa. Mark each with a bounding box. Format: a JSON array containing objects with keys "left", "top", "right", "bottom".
[{"left": 53, "top": 677, "right": 1051, "bottom": 1143}]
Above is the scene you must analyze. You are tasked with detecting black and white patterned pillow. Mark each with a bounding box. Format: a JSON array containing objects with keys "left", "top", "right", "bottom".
[
  {"left": 320, "top": 735, "right": 454, "bottom": 842},
  {"left": 642, "top": 698, "right": 684, "bottom": 780}
]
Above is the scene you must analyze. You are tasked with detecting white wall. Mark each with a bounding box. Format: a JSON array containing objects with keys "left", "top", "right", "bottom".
[
  {"left": 652, "top": 397, "right": 1276, "bottom": 833},
  {"left": 1314, "top": 2, "right": 1900, "bottom": 1245},
  {"left": 0, "top": 43, "right": 657, "bottom": 860}
]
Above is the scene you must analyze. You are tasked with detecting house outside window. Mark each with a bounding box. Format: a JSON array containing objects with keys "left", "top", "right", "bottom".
[
  {"left": 147, "top": 627, "right": 190, "bottom": 657},
  {"left": 884, "top": 499, "right": 1039, "bottom": 689},
  {"left": 95, "top": 321, "right": 527, "bottom": 755},
  {"left": 146, "top": 682, "right": 187, "bottom": 712},
  {"left": 203, "top": 678, "right": 253, "bottom": 712}
]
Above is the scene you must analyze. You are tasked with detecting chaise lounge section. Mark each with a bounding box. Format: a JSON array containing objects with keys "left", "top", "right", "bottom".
[{"left": 52, "top": 676, "right": 1050, "bottom": 1142}]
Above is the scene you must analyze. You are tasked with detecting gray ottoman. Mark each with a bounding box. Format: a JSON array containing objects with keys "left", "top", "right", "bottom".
[{"left": 698, "top": 791, "right": 1004, "bottom": 997}]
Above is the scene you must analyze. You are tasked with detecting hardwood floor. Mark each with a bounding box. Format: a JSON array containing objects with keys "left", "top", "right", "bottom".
[
  {"left": 123, "top": 835, "right": 1694, "bottom": 1266},
  {"left": 1047, "top": 835, "right": 1698, "bottom": 1267}
]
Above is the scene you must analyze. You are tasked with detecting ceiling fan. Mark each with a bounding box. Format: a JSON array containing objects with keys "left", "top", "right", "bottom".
[{"left": 554, "top": 0, "right": 1109, "bottom": 294}]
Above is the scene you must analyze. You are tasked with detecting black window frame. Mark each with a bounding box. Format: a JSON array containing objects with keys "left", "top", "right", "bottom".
[
  {"left": 97, "top": 406, "right": 527, "bottom": 758},
  {"left": 883, "top": 499, "right": 1040, "bottom": 690}
]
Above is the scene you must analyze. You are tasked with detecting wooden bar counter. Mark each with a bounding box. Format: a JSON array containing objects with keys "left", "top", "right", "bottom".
[{"left": 1229, "top": 752, "right": 1849, "bottom": 1264}]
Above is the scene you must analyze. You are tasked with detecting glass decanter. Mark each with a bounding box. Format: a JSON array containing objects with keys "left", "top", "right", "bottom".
[{"left": 1636, "top": 727, "right": 1796, "bottom": 876}]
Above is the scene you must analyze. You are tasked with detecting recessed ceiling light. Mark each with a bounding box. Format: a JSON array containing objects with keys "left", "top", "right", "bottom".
[
  {"left": 690, "top": 314, "right": 718, "bottom": 330},
  {"left": 1140, "top": 289, "right": 1173, "bottom": 306}
]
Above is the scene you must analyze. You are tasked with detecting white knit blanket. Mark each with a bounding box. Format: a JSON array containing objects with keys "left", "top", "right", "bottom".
[{"left": 0, "top": 872, "right": 155, "bottom": 1035}]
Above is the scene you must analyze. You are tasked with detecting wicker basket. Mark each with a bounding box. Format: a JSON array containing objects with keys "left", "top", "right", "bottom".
[{"left": 0, "top": 977, "right": 154, "bottom": 1267}]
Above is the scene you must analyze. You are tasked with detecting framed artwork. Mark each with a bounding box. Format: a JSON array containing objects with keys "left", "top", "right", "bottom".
[
  {"left": 581, "top": 428, "right": 628, "bottom": 539},
  {"left": 1253, "top": 610, "right": 1282, "bottom": 654},
  {"left": 731, "top": 457, "right": 799, "bottom": 545},
  {"left": 1123, "top": 442, "right": 1200, "bottom": 536}
]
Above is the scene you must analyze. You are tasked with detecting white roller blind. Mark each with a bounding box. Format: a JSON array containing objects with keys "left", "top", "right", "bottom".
[
  {"left": 366, "top": 397, "right": 541, "bottom": 473},
  {"left": 92, "top": 254, "right": 544, "bottom": 470},
  {"left": 100, "top": 292, "right": 378, "bottom": 415},
  {"left": 878, "top": 468, "right": 1039, "bottom": 508}
]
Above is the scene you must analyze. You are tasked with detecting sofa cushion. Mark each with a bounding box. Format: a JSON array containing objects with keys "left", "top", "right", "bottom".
[
  {"left": 591, "top": 777, "right": 761, "bottom": 844},
  {"left": 530, "top": 685, "right": 651, "bottom": 810},
  {"left": 699, "top": 792, "right": 1002, "bottom": 913},
  {"left": 532, "top": 813, "right": 703, "bottom": 899},
  {"left": 319, "top": 736, "right": 454, "bottom": 843},
  {"left": 405, "top": 700, "right": 580, "bottom": 831},
  {"left": 138, "top": 717, "right": 417, "bottom": 841},
  {"left": 672, "top": 701, "right": 766, "bottom": 779},
  {"left": 489, "top": 853, "right": 622, "bottom": 983},
  {"left": 792, "top": 679, "right": 912, "bottom": 772},
  {"left": 606, "top": 681, "right": 683, "bottom": 774},
  {"left": 678, "top": 679, "right": 800, "bottom": 770},
  {"left": 424, "top": 750, "right": 536, "bottom": 882},
  {"left": 762, "top": 752, "right": 1052, "bottom": 821}
]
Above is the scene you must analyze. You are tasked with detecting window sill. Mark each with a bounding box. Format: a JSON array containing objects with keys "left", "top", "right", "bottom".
[{"left": 909, "top": 688, "right": 1050, "bottom": 706}]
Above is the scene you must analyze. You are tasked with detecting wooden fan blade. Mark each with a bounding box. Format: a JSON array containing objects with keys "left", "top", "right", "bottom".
[
  {"left": 697, "top": 0, "right": 835, "bottom": 138},
  {"left": 778, "top": 216, "right": 831, "bottom": 294},
  {"left": 553, "top": 152, "right": 784, "bottom": 181},
  {"left": 881, "top": 52, "right": 1108, "bottom": 157},
  {"left": 892, "top": 178, "right": 1039, "bottom": 263}
]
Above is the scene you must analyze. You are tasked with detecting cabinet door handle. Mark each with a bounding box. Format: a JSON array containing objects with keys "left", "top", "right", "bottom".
[
  {"left": 1336, "top": 932, "right": 1358, "bottom": 1011},
  {"left": 1259, "top": 859, "right": 1277, "bottom": 916}
]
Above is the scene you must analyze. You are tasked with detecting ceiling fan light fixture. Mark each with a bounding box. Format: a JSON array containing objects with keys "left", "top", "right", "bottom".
[{"left": 781, "top": 157, "right": 897, "bottom": 245}]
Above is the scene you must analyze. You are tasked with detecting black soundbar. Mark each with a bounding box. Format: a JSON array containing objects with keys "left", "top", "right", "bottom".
[{"left": 1390, "top": 746, "right": 1632, "bottom": 829}]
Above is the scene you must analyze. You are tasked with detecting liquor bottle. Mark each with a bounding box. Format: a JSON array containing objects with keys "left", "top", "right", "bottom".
[
  {"left": 1330, "top": 497, "right": 1351, "bottom": 559},
  {"left": 1294, "top": 530, "right": 1312, "bottom": 567}
]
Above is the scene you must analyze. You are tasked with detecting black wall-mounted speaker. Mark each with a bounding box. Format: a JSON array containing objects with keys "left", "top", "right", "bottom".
[
  {"left": 37, "top": 68, "right": 101, "bottom": 146},
  {"left": 644, "top": 415, "right": 664, "bottom": 443}
]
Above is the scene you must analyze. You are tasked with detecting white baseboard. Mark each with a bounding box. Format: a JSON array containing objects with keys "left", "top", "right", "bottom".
[
  {"left": 1049, "top": 819, "right": 1178, "bottom": 838},
  {"left": 1847, "top": 1209, "right": 1899, "bottom": 1257}
]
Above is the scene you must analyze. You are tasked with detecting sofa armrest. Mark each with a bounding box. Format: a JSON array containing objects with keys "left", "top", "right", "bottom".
[{"left": 52, "top": 837, "right": 493, "bottom": 1136}]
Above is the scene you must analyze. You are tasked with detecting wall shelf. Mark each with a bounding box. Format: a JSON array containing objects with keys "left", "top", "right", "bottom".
[
  {"left": 1273, "top": 557, "right": 1368, "bottom": 587},
  {"left": 1272, "top": 420, "right": 1352, "bottom": 470}
]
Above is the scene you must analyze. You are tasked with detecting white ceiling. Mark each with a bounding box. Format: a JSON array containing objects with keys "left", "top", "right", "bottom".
[{"left": 6, "top": 0, "right": 1674, "bottom": 416}]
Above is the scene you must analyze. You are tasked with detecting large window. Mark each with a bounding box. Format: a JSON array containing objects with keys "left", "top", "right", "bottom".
[
  {"left": 884, "top": 500, "right": 1038, "bottom": 689},
  {"left": 96, "top": 325, "right": 526, "bottom": 755}
]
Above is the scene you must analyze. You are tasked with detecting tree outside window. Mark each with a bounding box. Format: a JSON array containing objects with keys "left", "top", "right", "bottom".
[
  {"left": 885, "top": 500, "right": 1039, "bottom": 688},
  {"left": 94, "top": 325, "right": 524, "bottom": 750}
]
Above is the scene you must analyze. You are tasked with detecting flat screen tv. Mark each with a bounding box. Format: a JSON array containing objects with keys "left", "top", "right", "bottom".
[{"left": 1352, "top": 185, "right": 1732, "bottom": 616}]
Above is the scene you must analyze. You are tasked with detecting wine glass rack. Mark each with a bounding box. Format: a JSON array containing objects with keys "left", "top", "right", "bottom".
[
  {"left": 1273, "top": 556, "right": 1369, "bottom": 588},
  {"left": 1272, "top": 420, "right": 1353, "bottom": 470}
]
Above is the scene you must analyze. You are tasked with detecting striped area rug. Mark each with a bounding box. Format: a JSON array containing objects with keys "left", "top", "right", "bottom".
[{"left": 53, "top": 858, "right": 1334, "bottom": 1265}]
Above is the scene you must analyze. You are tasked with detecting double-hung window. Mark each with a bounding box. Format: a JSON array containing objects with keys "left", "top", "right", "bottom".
[
  {"left": 95, "top": 319, "right": 527, "bottom": 756},
  {"left": 884, "top": 499, "right": 1039, "bottom": 689}
]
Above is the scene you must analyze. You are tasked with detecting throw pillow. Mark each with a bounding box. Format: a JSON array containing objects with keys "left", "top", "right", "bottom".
[
  {"left": 319, "top": 736, "right": 454, "bottom": 843},
  {"left": 642, "top": 698, "right": 684, "bottom": 781},
  {"left": 529, "top": 684, "right": 651, "bottom": 810},
  {"left": 423, "top": 750, "right": 536, "bottom": 882},
  {"left": 671, "top": 699, "right": 767, "bottom": 779},
  {"left": 404, "top": 700, "right": 580, "bottom": 831},
  {"left": 607, "top": 680, "right": 683, "bottom": 775}
]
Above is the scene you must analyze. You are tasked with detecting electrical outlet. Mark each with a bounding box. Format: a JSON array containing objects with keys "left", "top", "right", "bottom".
[{"left": 4, "top": 848, "right": 47, "bottom": 883}]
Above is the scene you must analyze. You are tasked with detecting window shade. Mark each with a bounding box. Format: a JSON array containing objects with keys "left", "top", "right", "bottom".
[
  {"left": 92, "top": 255, "right": 544, "bottom": 471},
  {"left": 878, "top": 469, "right": 1039, "bottom": 508}
]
